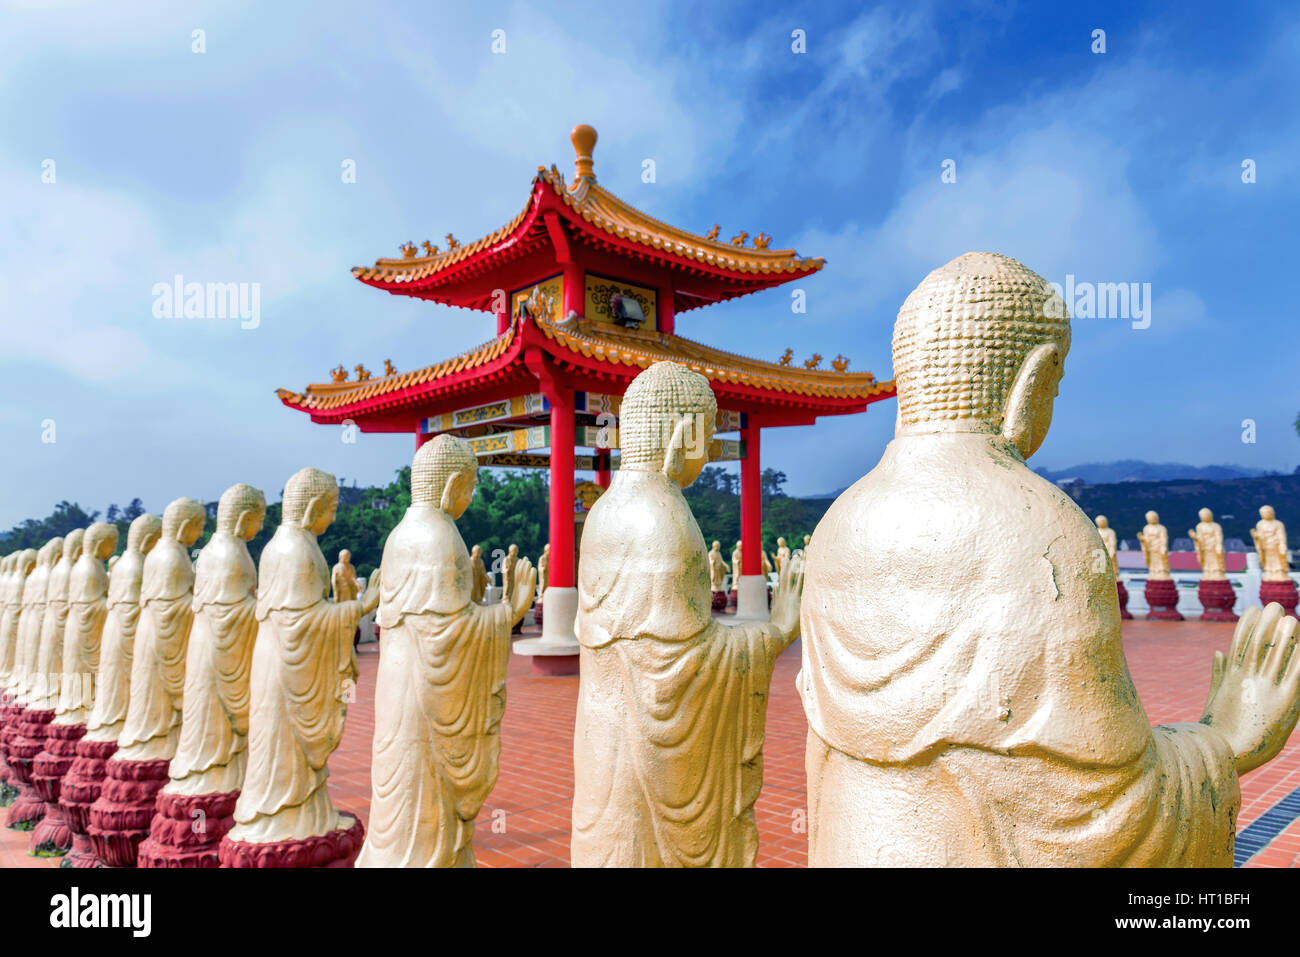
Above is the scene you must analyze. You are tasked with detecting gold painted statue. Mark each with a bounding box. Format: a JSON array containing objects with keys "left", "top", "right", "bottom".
[
  {"left": 1190, "top": 508, "right": 1227, "bottom": 580},
  {"left": 30, "top": 530, "right": 84, "bottom": 712},
  {"left": 708, "top": 540, "right": 730, "bottom": 594},
  {"left": 165, "top": 485, "right": 265, "bottom": 796},
  {"left": 331, "top": 549, "right": 359, "bottom": 603},
  {"left": 1137, "top": 511, "right": 1172, "bottom": 580},
  {"left": 573, "top": 361, "right": 805, "bottom": 867},
  {"left": 730, "top": 541, "right": 772, "bottom": 578},
  {"left": 501, "top": 544, "right": 519, "bottom": 604},
  {"left": 225, "top": 468, "right": 379, "bottom": 856},
  {"left": 800, "top": 251, "right": 1296, "bottom": 867},
  {"left": 82, "top": 515, "right": 162, "bottom": 747},
  {"left": 1252, "top": 506, "right": 1290, "bottom": 581},
  {"left": 538, "top": 543, "right": 551, "bottom": 595},
  {"left": 1095, "top": 515, "right": 1119, "bottom": 579},
  {"left": 357, "top": 437, "right": 535, "bottom": 867},
  {"left": 116, "top": 499, "right": 206, "bottom": 762},
  {"left": 56, "top": 523, "right": 118, "bottom": 726},
  {"left": 469, "top": 545, "right": 488, "bottom": 604},
  {"left": 775, "top": 537, "right": 791, "bottom": 574}
]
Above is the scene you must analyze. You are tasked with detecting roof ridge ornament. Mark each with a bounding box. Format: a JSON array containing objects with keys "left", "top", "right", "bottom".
[{"left": 571, "top": 123, "right": 597, "bottom": 185}]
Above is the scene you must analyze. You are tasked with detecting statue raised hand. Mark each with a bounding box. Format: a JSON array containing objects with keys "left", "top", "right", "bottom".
[
  {"left": 769, "top": 550, "right": 805, "bottom": 641},
  {"left": 1202, "top": 604, "right": 1300, "bottom": 775},
  {"left": 508, "top": 558, "right": 536, "bottom": 629}
]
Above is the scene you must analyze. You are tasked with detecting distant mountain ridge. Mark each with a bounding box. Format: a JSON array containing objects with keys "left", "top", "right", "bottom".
[{"left": 1034, "top": 460, "right": 1272, "bottom": 484}]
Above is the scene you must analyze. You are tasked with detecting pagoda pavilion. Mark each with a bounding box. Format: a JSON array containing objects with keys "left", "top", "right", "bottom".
[{"left": 276, "top": 125, "right": 895, "bottom": 674}]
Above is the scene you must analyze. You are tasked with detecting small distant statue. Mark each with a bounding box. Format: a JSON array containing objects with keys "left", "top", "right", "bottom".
[
  {"left": 774, "top": 537, "right": 791, "bottom": 574},
  {"left": 832, "top": 355, "right": 850, "bottom": 373},
  {"left": 777, "top": 348, "right": 793, "bottom": 367},
  {"left": 332, "top": 550, "right": 359, "bottom": 603},
  {"left": 1190, "top": 509, "right": 1227, "bottom": 580},
  {"left": 421, "top": 240, "right": 438, "bottom": 257},
  {"left": 704, "top": 224, "right": 720, "bottom": 241},
  {"left": 707, "top": 541, "right": 729, "bottom": 611},
  {"left": 354, "top": 364, "right": 371, "bottom": 382},
  {"left": 1252, "top": 506, "right": 1290, "bottom": 581},
  {"left": 753, "top": 232, "right": 772, "bottom": 250},
  {"left": 501, "top": 544, "right": 519, "bottom": 605},
  {"left": 1138, "top": 511, "right": 1172, "bottom": 579},
  {"left": 572, "top": 361, "right": 805, "bottom": 867},
  {"left": 1095, "top": 515, "right": 1119, "bottom": 578},
  {"left": 445, "top": 233, "right": 460, "bottom": 250},
  {"left": 401, "top": 242, "right": 418, "bottom": 259},
  {"left": 383, "top": 359, "right": 397, "bottom": 377},
  {"left": 803, "top": 353, "right": 822, "bottom": 370},
  {"left": 330, "top": 365, "right": 348, "bottom": 383},
  {"left": 357, "top": 436, "right": 534, "bottom": 867},
  {"left": 469, "top": 545, "right": 488, "bottom": 604},
  {"left": 537, "top": 544, "right": 551, "bottom": 595}
]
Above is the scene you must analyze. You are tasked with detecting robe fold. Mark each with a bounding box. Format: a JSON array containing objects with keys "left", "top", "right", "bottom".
[
  {"left": 229, "top": 526, "right": 361, "bottom": 844},
  {"left": 13, "top": 565, "right": 51, "bottom": 706},
  {"left": 357, "top": 505, "right": 511, "bottom": 868},
  {"left": 0, "top": 568, "right": 28, "bottom": 688},
  {"left": 30, "top": 554, "right": 73, "bottom": 711},
  {"left": 54, "top": 553, "right": 109, "bottom": 726},
  {"left": 166, "top": 532, "right": 258, "bottom": 796},
  {"left": 799, "top": 434, "right": 1241, "bottom": 867},
  {"left": 83, "top": 550, "right": 145, "bottom": 743},
  {"left": 572, "top": 471, "right": 793, "bottom": 868},
  {"left": 116, "top": 539, "right": 195, "bottom": 762}
]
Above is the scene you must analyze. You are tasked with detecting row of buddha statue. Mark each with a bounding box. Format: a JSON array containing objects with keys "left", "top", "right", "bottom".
[
  {"left": 1, "top": 251, "right": 1298, "bottom": 868},
  {"left": 1093, "top": 507, "right": 1295, "bottom": 621}
]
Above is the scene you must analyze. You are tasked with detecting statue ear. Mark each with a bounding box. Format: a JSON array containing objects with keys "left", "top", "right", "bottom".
[
  {"left": 1002, "top": 342, "right": 1062, "bottom": 457},
  {"left": 302, "top": 495, "right": 328, "bottom": 530},
  {"left": 439, "top": 472, "right": 462, "bottom": 513},
  {"left": 661, "top": 418, "right": 689, "bottom": 480}
]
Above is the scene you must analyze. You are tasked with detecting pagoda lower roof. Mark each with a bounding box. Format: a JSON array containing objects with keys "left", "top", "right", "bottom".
[
  {"left": 276, "top": 309, "right": 893, "bottom": 423},
  {"left": 351, "top": 167, "right": 825, "bottom": 313}
]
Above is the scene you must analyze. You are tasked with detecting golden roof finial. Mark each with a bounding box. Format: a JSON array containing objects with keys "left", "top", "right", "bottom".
[
  {"left": 571, "top": 124, "right": 598, "bottom": 183},
  {"left": 400, "top": 241, "right": 418, "bottom": 259},
  {"left": 753, "top": 232, "right": 772, "bottom": 250},
  {"left": 355, "top": 363, "right": 372, "bottom": 381},
  {"left": 331, "top": 364, "right": 349, "bottom": 382},
  {"left": 445, "top": 233, "right": 460, "bottom": 250},
  {"left": 384, "top": 359, "right": 397, "bottom": 376},
  {"left": 832, "top": 354, "right": 850, "bottom": 373},
  {"left": 705, "top": 225, "right": 720, "bottom": 241},
  {"left": 777, "top": 348, "right": 793, "bottom": 367},
  {"left": 803, "top": 353, "right": 822, "bottom": 370},
  {"left": 421, "top": 240, "right": 438, "bottom": 257},
  {"left": 730, "top": 231, "right": 749, "bottom": 247}
]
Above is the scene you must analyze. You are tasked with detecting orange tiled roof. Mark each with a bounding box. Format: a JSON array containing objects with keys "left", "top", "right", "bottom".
[{"left": 351, "top": 167, "right": 823, "bottom": 285}]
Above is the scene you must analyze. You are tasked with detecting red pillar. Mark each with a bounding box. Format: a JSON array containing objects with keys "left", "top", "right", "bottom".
[
  {"left": 740, "top": 417, "right": 761, "bottom": 575},
  {"left": 595, "top": 451, "right": 611, "bottom": 489},
  {"left": 657, "top": 282, "right": 675, "bottom": 335},
  {"left": 548, "top": 386, "right": 576, "bottom": 588},
  {"left": 495, "top": 296, "right": 510, "bottom": 336}
]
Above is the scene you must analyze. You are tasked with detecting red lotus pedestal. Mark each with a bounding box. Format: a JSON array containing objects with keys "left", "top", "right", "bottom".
[
  {"left": 138, "top": 790, "right": 238, "bottom": 868},
  {"left": 29, "top": 722, "right": 86, "bottom": 855},
  {"left": 87, "top": 757, "right": 170, "bottom": 867},
  {"left": 6, "top": 708, "right": 54, "bottom": 830},
  {"left": 0, "top": 698, "right": 23, "bottom": 804},
  {"left": 1260, "top": 579, "right": 1299, "bottom": 617},
  {"left": 218, "top": 812, "right": 364, "bottom": 868},
  {"left": 711, "top": 590, "right": 727, "bottom": 612},
  {"left": 1198, "top": 579, "right": 1239, "bottom": 622},
  {"left": 1145, "top": 579, "right": 1184, "bottom": 621},
  {"left": 59, "top": 737, "right": 118, "bottom": 868},
  {"left": 1116, "top": 580, "right": 1133, "bottom": 620},
  {"left": 533, "top": 601, "right": 543, "bottom": 627}
]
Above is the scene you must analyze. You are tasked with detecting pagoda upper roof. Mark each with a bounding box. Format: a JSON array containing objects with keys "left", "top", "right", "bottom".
[
  {"left": 276, "top": 306, "right": 892, "bottom": 422},
  {"left": 351, "top": 125, "right": 825, "bottom": 313}
]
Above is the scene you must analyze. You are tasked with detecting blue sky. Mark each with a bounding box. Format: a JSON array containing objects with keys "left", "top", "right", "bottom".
[{"left": 1, "top": 0, "right": 1297, "bottom": 526}]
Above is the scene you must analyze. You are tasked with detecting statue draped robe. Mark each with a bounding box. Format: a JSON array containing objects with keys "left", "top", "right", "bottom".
[
  {"left": 55, "top": 555, "right": 109, "bottom": 727},
  {"left": 165, "top": 533, "right": 258, "bottom": 797},
  {"left": 31, "top": 557, "right": 73, "bottom": 711},
  {"left": 799, "top": 435, "right": 1239, "bottom": 867},
  {"left": 356, "top": 505, "right": 512, "bottom": 868},
  {"left": 228, "top": 526, "right": 361, "bottom": 843},
  {"left": 1194, "top": 523, "right": 1226, "bottom": 579},
  {"left": 84, "top": 551, "right": 145, "bottom": 744},
  {"left": 117, "top": 538, "right": 195, "bottom": 762},
  {"left": 1256, "top": 520, "right": 1289, "bottom": 579},
  {"left": 573, "top": 471, "right": 793, "bottom": 868},
  {"left": 12, "top": 567, "right": 50, "bottom": 705},
  {"left": 0, "top": 572, "right": 25, "bottom": 690}
]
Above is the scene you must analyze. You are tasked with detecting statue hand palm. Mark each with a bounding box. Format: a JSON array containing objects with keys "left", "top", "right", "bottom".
[
  {"left": 360, "top": 567, "right": 381, "bottom": 616},
  {"left": 1202, "top": 604, "right": 1300, "bottom": 776},
  {"left": 509, "top": 558, "right": 536, "bottom": 627},
  {"left": 770, "top": 550, "right": 806, "bottom": 643}
]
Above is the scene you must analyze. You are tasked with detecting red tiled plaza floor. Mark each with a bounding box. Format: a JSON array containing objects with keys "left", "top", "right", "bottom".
[{"left": 3, "top": 618, "right": 1299, "bottom": 868}]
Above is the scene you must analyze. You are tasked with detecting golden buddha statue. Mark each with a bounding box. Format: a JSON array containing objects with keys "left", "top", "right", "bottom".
[
  {"left": 538, "top": 543, "right": 551, "bottom": 594},
  {"left": 30, "top": 529, "right": 84, "bottom": 713},
  {"left": 62, "top": 514, "right": 160, "bottom": 867},
  {"left": 572, "top": 361, "right": 805, "bottom": 867},
  {"left": 331, "top": 549, "right": 359, "bottom": 602},
  {"left": 470, "top": 545, "right": 488, "bottom": 604},
  {"left": 31, "top": 523, "right": 117, "bottom": 855},
  {"left": 139, "top": 485, "right": 266, "bottom": 868},
  {"left": 1138, "top": 511, "right": 1172, "bottom": 580},
  {"left": 775, "top": 537, "right": 791, "bottom": 574},
  {"left": 708, "top": 540, "right": 730, "bottom": 593},
  {"left": 1095, "top": 515, "right": 1119, "bottom": 578},
  {"left": 799, "top": 251, "right": 1289, "bottom": 867},
  {"left": 1252, "top": 506, "right": 1290, "bottom": 581},
  {"left": 502, "top": 544, "right": 519, "bottom": 605},
  {"left": 357, "top": 436, "right": 534, "bottom": 868},
  {"left": 1190, "top": 508, "right": 1227, "bottom": 580},
  {"left": 222, "top": 468, "right": 379, "bottom": 867}
]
